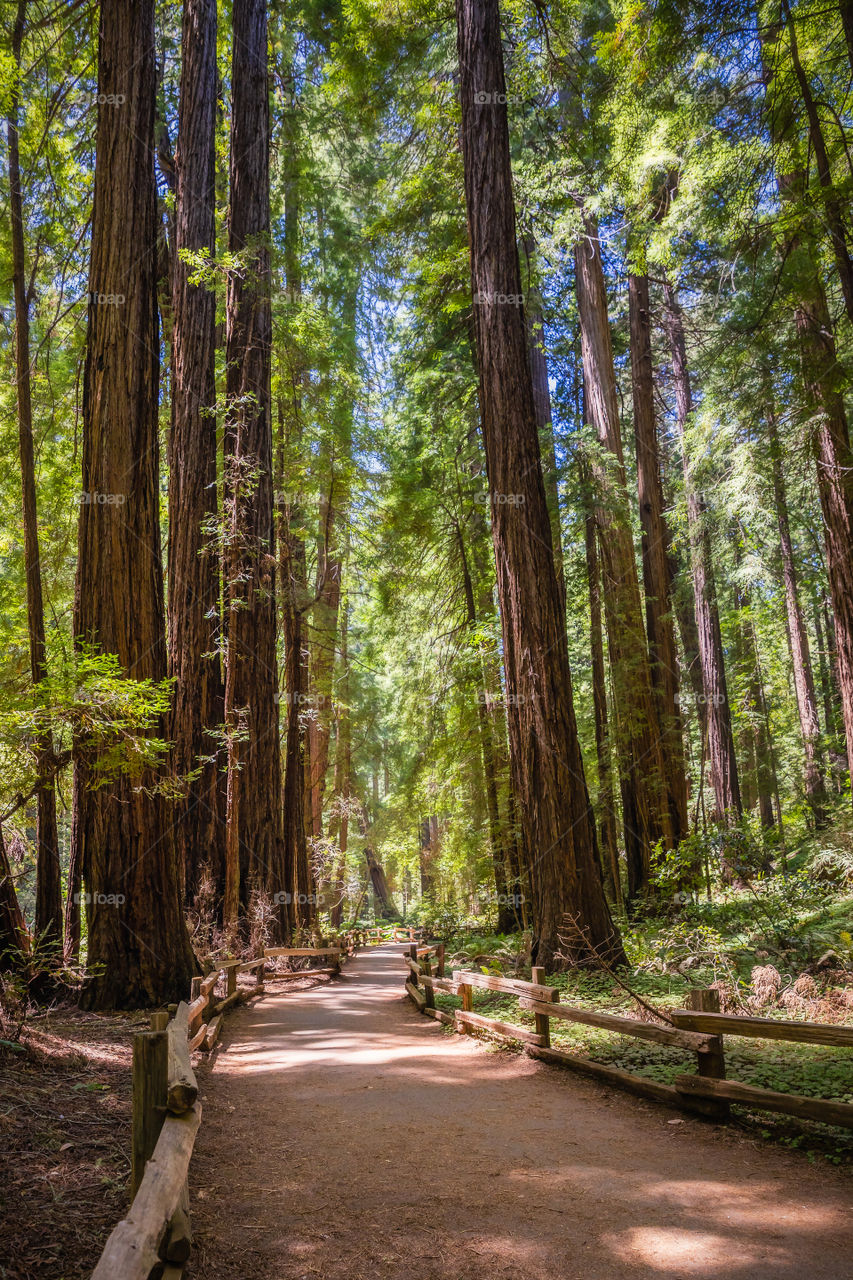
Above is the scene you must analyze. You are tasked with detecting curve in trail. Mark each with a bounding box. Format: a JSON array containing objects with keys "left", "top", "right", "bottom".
[{"left": 190, "top": 945, "right": 850, "bottom": 1280}]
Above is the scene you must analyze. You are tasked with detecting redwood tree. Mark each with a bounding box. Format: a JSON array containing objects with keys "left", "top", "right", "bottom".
[
  {"left": 223, "top": 0, "right": 285, "bottom": 933},
  {"left": 455, "top": 0, "right": 624, "bottom": 968},
  {"left": 73, "top": 0, "right": 195, "bottom": 1008},
  {"left": 168, "top": 0, "right": 225, "bottom": 901}
]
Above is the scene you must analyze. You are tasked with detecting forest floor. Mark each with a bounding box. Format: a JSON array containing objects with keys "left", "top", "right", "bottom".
[
  {"left": 0, "top": 969, "right": 340, "bottom": 1280},
  {"left": 189, "top": 945, "right": 851, "bottom": 1280}
]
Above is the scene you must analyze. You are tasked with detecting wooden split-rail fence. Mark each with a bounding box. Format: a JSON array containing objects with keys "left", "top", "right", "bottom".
[
  {"left": 403, "top": 948, "right": 853, "bottom": 1131},
  {"left": 91, "top": 930, "right": 371, "bottom": 1280}
]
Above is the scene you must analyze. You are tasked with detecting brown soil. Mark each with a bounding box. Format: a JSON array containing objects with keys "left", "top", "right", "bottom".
[
  {"left": 0, "top": 1007, "right": 145, "bottom": 1280},
  {"left": 190, "top": 946, "right": 852, "bottom": 1280}
]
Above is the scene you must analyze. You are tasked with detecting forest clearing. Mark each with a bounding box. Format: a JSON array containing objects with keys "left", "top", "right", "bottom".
[{"left": 1, "top": 0, "right": 853, "bottom": 1275}]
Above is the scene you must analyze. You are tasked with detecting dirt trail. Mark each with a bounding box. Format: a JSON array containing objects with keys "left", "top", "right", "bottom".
[{"left": 190, "top": 945, "right": 850, "bottom": 1280}]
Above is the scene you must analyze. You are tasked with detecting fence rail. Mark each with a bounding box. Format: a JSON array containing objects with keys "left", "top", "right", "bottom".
[
  {"left": 403, "top": 955, "right": 853, "bottom": 1131},
  {"left": 92, "top": 930, "right": 369, "bottom": 1279}
]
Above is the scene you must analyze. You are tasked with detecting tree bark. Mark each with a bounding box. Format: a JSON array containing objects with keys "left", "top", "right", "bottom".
[
  {"left": 628, "top": 268, "right": 689, "bottom": 847},
  {"left": 223, "top": 0, "right": 285, "bottom": 935},
  {"left": 6, "top": 0, "right": 62, "bottom": 950},
  {"left": 575, "top": 218, "right": 671, "bottom": 902},
  {"left": 582, "top": 488, "right": 622, "bottom": 911},
  {"left": 168, "top": 0, "right": 225, "bottom": 903},
  {"left": 455, "top": 0, "right": 623, "bottom": 968},
  {"left": 767, "top": 398, "right": 826, "bottom": 820},
  {"left": 762, "top": 20, "right": 853, "bottom": 795},
  {"left": 72, "top": 0, "right": 195, "bottom": 1008},
  {"left": 0, "top": 826, "right": 30, "bottom": 962},
  {"left": 663, "top": 282, "right": 742, "bottom": 824}
]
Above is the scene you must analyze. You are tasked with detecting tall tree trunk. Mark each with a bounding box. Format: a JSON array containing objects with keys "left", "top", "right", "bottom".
[
  {"left": 168, "top": 0, "right": 225, "bottom": 903},
  {"left": 73, "top": 0, "right": 194, "bottom": 1008},
  {"left": 456, "top": 522, "right": 516, "bottom": 931},
  {"left": 732, "top": 553, "right": 777, "bottom": 832},
  {"left": 764, "top": 16, "right": 853, "bottom": 796},
  {"left": 455, "top": 0, "right": 623, "bottom": 968},
  {"left": 663, "top": 283, "right": 742, "bottom": 823},
  {"left": 6, "top": 0, "right": 62, "bottom": 950},
  {"left": 628, "top": 268, "right": 689, "bottom": 847},
  {"left": 575, "top": 217, "right": 671, "bottom": 902},
  {"left": 583, "top": 492, "right": 622, "bottom": 912},
  {"left": 328, "top": 599, "right": 350, "bottom": 930},
  {"left": 767, "top": 399, "right": 827, "bottom": 820},
  {"left": 524, "top": 276, "right": 566, "bottom": 607},
  {"left": 781, "top": 0, "right": 853, "bottom": 325},
  {"left": 223, "top": 0, "right": 285, "bottom": 935}
]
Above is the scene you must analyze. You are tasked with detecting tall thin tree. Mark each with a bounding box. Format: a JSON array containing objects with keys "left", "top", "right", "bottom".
[{"left": 455, "top": 0, "right": 624, "bottom": 967}]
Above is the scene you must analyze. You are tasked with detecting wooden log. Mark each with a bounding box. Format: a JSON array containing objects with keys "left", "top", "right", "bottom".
[
  {"left": 131, "top": 1029, "right": 168, "bottom": 1199},
  {"left": 203, "top": 1015, "right": 222, "bottom": 1052},
  {"left": 226, "top": 966, "right": 237, "bottom": 1000},
  {"left": 673, "top": 1075, "right": 853, "bottom": 1129},
  {"left": 187, "top": 995, "right": 207, "bottom": 1035},
  {"left": 187, "top": 1024, "right": 207, "bottom": 1053},
  {"left": 528, "top": 1044, "right": 684, "bottom": 1106},
  {"left": 405, "top": 979, "right": 427, "bottom": 1011},
  {"left": 270, "top": 965, "right": 337, "bottom": 979},
  {"left": 452, "top": 968, "right": 558, "bottom": 1003},
  {"left": 531, "top": 966, "right": 551, "bottom": 1049},
  {"left": 212, "top": 991, "right": 240, "bottom": 1017},
  {"left": 435, "top": 942, "right": 445, "bottom": 977},
  {"left": 518, "top": 998, "right": 716, "bottom": 1052},
  {"left": 166, "top": 1004, "right": 198, "bottom": 1115},
  {"left": 669, "top": 1008, "right": 853, "bottom": 1048},
  {"left": 460, "top": 980, "right": 473, "bottom": 1013},
  {"left": 92, "top": 1106, "right": 202, "bottom": 1280},
  {"left": 199, "top": 971, "right": 220, "bottom": 998},
  {"left": 264, "top": 946, "right": 342, "bottom": 958},
  {"left": 455, "top": 1009, "right": 545, "bottom": 1047},
  {"left": 420, "top": 976, "right": 461, "bottom": 995},
  {"left": 150, "top": 1012, "right": 170, "bottom": 1031},
  {"left": 685, "top": 988, "right": 728, "bottom": 1120},
  {"left": 424, "top": 1006, "right": 455, "bottom": 1026},
  {"left": 164, "top": 1183, "right": 193, "bottom": 1263}
]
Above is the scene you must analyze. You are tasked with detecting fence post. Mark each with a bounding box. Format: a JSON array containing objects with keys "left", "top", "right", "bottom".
[
  {"left": 255, "top": 958, "right": 265, "bottom": 994},
  {"left": 687, "top": 987, "right": 729, "bottom": 1120},
  {"left": 227, "top": 965, "right": 237, "bottom": 1001},
  {"left": 531, "top": 966, "right": 551, "bottom": 1048},
  {"left": 460, "top": 980, "right": 473, "bottom": 1013},
  {"left": 131, "top": 1023, "right": 168, "bottom": 1198},
  {"left": 435, "top": 943, "right": 445, "bottom": 977}
]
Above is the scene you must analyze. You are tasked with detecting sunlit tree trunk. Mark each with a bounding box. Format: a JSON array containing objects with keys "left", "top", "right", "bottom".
[
  {"left": 767, "top": 399, "right": 826, "bottom": 821},
  {"left": 455, "top": 0, "right": 623, "bottom": 968},
  {"left": 663, "top": 282, "right": 742, "bottom": 824},
  {"left": 582, "top": 485, "right": 622, "bottom": 912},
  {"left": 575, "top": 217, "right": 671, "bottom": 902},
  {"left": 628, "top": 267, "right": 689, "bottom": 847}
]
